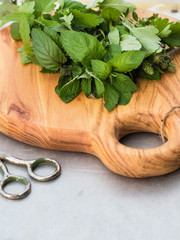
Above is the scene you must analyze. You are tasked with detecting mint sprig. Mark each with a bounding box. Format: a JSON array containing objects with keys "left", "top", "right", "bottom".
[{"left": 0, "top": 0, "right": 179, "bottom": 111}]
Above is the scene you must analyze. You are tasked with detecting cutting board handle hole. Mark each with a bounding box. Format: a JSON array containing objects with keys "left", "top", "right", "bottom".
[{"left": 119, "top": 132, "right": 168, "bottom": 149}]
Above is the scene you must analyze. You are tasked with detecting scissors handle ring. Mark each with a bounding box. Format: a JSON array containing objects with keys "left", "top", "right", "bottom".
[
  {"left": 0, "top": 175, "right": 31, "bottom": 200},
  {"left": 27, "top": 158, "right": 61, "bottom": 182}
]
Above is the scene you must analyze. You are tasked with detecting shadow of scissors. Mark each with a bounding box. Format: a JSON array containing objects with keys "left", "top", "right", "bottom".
[{"left": 0, "top": 152, "right": 61, "bottom": 200}]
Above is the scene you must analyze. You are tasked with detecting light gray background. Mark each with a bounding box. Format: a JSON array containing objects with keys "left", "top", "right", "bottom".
[
  {"left": 1, "top": 0, "right": 180, "bottom": 240},
  {"left": 0, "top": 132, "right": 180, "bottom": 240}
]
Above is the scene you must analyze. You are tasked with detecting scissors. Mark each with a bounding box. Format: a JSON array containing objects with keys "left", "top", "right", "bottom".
[{"left": 0, "top": 151, "right": 61, "bottom": 200}]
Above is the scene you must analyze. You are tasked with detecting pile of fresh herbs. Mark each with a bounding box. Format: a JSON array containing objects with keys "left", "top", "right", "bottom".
[{"left": 0, "top": 0, "right": 180, "bottom": 111}]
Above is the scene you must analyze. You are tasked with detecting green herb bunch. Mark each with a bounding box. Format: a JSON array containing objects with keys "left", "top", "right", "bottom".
[{"left": 1, "top": 0, "right": 180, "bottom": 111}]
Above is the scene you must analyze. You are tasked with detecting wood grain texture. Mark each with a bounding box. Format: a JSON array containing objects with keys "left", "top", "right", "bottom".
[{"left": 0, "top": 10, "right": 180, "bottom": 178}]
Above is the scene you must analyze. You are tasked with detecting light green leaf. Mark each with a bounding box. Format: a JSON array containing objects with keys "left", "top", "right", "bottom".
[
  {"left": 99, "top": 0, "right": 136, "bottom": 13},
  {"left": 104, "top": 82, "right": 119, "bottom": 111},
  {"left": 71, "top": 9, "right": 104, "bottom": 29},
  {"left": 109, "top": 50, "right": 145, "bottom": 73},
  {"left": 64, "top": 0, "right": 86, "bottom": 11},
  {"left": 120, "top": 34, "right": 141, "bottom": 51},
  {"left": 91, "top": 60, "right": 112, "bottom": 81},
  {"left": 86, "top": 0, "right": 104, "bottom": 9},
  {"left": 123, "top": 21, "right": 161, "bottom": 54},
  {"left": 32, "top": 28, "right": 67, "bottom": 71},
  {"left": 0, "top": 3, "right": 18, "bottom": 20},
  {"left": 158, "top": 25, "right": 171, "bottom": 38},
  {"left": 35, "top": 0, "right": 56, "bottom": 13},
  {"left": 94, "top": 77, "right": 105, "bottom": 97},
  {"left": 60, "top": 30, "right": 106, "bottom": 66},
  {"left": 60, "top": 13, "right": 73, "bottom": 30},
  {"left": 18, "top": 1, "right": 35, "bottom": 14},
  {"left": 59, "top": 76, "right": 82, "bottom": 103},
  {"left": 108, "top": 27, "right": 120, "bottom": 44},
  {"left": 57, "top": 0, "right": 64, "bottom": 8}
]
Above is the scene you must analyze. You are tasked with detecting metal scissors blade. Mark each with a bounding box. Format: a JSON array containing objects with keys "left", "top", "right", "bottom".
[{"left": 0, "top": 151, "right": 61, "bottom": 200}]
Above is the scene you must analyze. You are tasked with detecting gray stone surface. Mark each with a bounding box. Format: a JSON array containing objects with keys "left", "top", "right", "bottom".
[{"left": 0, "top": 132, "right": 180, "bottom": 240}]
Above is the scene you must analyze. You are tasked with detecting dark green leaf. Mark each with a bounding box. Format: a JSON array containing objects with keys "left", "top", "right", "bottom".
[
  {"left": 105, "top": 44, "right": 122, "bottom": 61},
  {"left": 104, "top": 82, "right": 119, "bottom": 111},
  {"left": 10, "top": 22, "right": 21, "bottom": 41},
  {"left": 32, "top": 28, "right": 67, "bottom": 71},
  {"left": 132, "top": 11, "right": 138, "bottom": 21},
  {"left": 64, "top": 0, "right": 86, "bottom": 11},
  {"left": 112, "top": 73, "right": 137, "bottom": 92},
  {"left": 94, "top": 77, "right": 105, "bottom": 98},
  {"left": 101, "top": 7, "right": 121, "bottom": 22},
  {"left": 118, "top": 91, "right": 131, "bottom": 105},
  {"left": 60, "top": 30, "right": 106, "bottom": 66},
  {"left": 44, "top": 27, "right": 63, "bottom": 49},
  {"left": 81, "top": 78, "right": 92, "bottom": 97},
  {"left": 91, "top": 60, "right": 112, "bottom": 81},
  {"left": 40, "top": 67, "right": 58, "bottom": 73},
  {"left": 59, "top": 76, "right": 82, "bottom": 103}
]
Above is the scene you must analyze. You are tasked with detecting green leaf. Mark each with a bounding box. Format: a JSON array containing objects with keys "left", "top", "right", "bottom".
[
  {"left": 86, "top": 0, "right": 104, "bottom": 9},
  {"left": 40, "top": 67, "right": 58, "bottom": 73},
  {"left": 104, "top": 82, "right": 119, "bottom": 111},
  {"left": 71, "top": 9, "right": 104, "bottom": 30},
  {"left": 81, "top": 78, "right": 92, "bottom": 97},
  {"left": 118, "top": 91, "right": 131, "bottom": 105},
  {"left": 18, "top": 47, "right": 32, "bottom": 64},
  {"left": 60, "top": 13, "right": 73, "bottom": 30},
  {"left": 138, "top": 68, "right": 161, "bottom": 80},
  {"left": 108, "top": 26, "right": 120, "bottom": 44},
  {"left": 132, "top": 11, "right": 138, "bottom": 21},
  {"left": 105, "top": 44, "right": 122, "bottom": 61},
  {"left": 32, "top": 28, "right": 67, "bottom": 71},
  {"left": 64, "top": 0, "right": 86, "bottom": 11},
  {"left": 0, "top": 3, "right": 18, "bottom": 20},
  {"left": 94, "top": 77, "right": 105, "bottom": 97},
  {"left": 44, "top": 27, "right": 63, "bottom": 49},
  {"left": 101, "top": 7, "right": 121, "bottom": 22},
  {"left": 59, "top": 76, "right": 82, "bottom": 103},
  {"left": 19, "top": 15, "right": 32, "bottom": 55},
  {"left": 91, "top": 60, "right": 112, "bottom": 81},
  {"left": 109, "top": 50, "right": 145, "bottom": 73},
  {"left": 120, "top": 34, "right": 141, "bottom": 51},
  {"left": 60, "top": 30, "right": 106, "bottom": 66},
  {"left": 35, "top": 0, "right": 56, "bottom": 13},
  {"left": 112, "top": 73, "right": 137, "bottom": 92},
  {"left": 163, "top": 22, "right": 180, "bottom": 48},
  {"left": 123, "top": 22, "right": 161, "bottom": 54},
  {"left": 10, "top": 22, "right": 21, "bottom": 41},
  {"left": 18, "top": 1, "right": 35, "bottom": 14},
  {"left": 99, "top": 0, "right": 136, "bottom": 13},
  {"left": 38, "top": 16, "right": 60, "bottom": 27}
]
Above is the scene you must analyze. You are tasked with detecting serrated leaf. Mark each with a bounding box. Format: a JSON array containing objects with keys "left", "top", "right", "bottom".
[
  {"left": 105, "top": 44, "right": 122, "bottom": 61},
  {"left": 60, "top": 30, "right": 106, "bottom": 66},
  {"left": 32, "top": 28, "right": 67, "bottom": 71},
  {"left": 59, "top": 76, "right": 82, "bottom": 103},
  {"left": 108, "top": 27, "right": 120, "bottom": 44},
  {"left": 120, "top": 34, "right": 141, "bottom": 51},
  {"left": 94, "top": 77, "right": 105, "bottom": 98},
  {"left": 99, "top": 0, "right": 136, "bottom": 13},
  {"left": 44, "top": 27, "right": 62, "bottom": 49},
  {"left": 118, "top": 91, "right": 131, "bottom": 105},
  {"left": 35, "top": 0, "right": 56, "bottom": 13},
  {"left": 71, "top": 9, "right": 104, "bottom": 29},
  {"left": 101, "top": 7, "right": 121, "bottom": 22},
  {"left": 112, "top": 73, "right": 137, "bottom": 92},
  {"left": 91, "top": 60, "right": 112, "bottom": 81},
  {"left": 163, "top": 22, "right": 180, "bottom": 47},
  {"left": 18, "top": 1, "right": 35, "bottom": 14},
  {"left": 109, "top": 50, "right": 145, "bottom": 73},
  {"left": 60, "top": 13, "right": 73, "bottom": 30},
  {"left": 81, "top": 78, "right": 92, "bottom": 97},
  {"left": 104, "top": 82, "right": 119, "bottom": 111},
  {"left": 123, "top": 21, "right": 161, "bottom": 54},
  {"left": 10, "top": 22, "right": 21, "bottom": 41}
]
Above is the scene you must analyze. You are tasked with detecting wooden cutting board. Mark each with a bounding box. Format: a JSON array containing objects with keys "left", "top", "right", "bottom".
[{"left": 0, "top": 10, "right": 180, "bottom": 178}]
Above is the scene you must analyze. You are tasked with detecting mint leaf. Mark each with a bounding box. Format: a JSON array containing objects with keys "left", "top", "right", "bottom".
[
  {"left": 32, "top": 28, "right": 67, "bottom": 71},
  {"left": 64, "top": 0, "right": 86, "bottom": 11},
  {"left": 71, "top": 9, "right": 104, "bottom": 29},
  {"left": 123, "top": 22, "right": 161, "bottom": 54},
  {"left": 94, "top": 77, "right": 105, "bottom": 98},
  {"left": 60, "top": 30, "right": 106, "bottom": 66},
  {"left": 40, "top": 68, "right": 58, "bottom": 73},
  {"left": 18, "top": 1, "right": 35, "bottom": 14},
  {"left": 17, "top": 46, "right": 32, "bottom": 64},
  {"left": 10, "top": 22, "right": 21, "bottom": 41},
  {"left": 118, "top": 91, "right": 131, "bottom": 105},
  {"left": 81, "top": 78, "right": 92, "bottom": 97},
  {"left": 59, "top": 76, "right": 82, "bottom": 103},
  {"left": 163, "top": 22, "right": 180, "bottom": 48},
  {"left": 105, "top": 44, "right": 122, "bottom": 61},
  {"left": 0, "top": 3, "right": 18, "bottom": 20},
  {"left": 104, "top": 82, "right": 119, "bottom": 111},
  {"left": 120, "top": 34, "right": 141, "bottom": 51},
  {"left": 108, "top": 26, "right": 120, "bottom": 44},
  {"left": 60, "top": 13, "right": 73, "bottom": 30},
  {"left": 44, "top": 27, "right": 63, "bottom": 49},
  {"left": 35, "top": 0, "right": 56, "bottom": 13},
  {"left": 101, "top": 7, "right": 121, "bottom": 22},
  {"left": 109, "top": 50, "right": 145, "bottom": 73},
  {"left": 99, "top": 0, "right": 136, "bottom": 13},
  {"left": 91, "top": 60, "right": 112, "bottom": 81}
]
